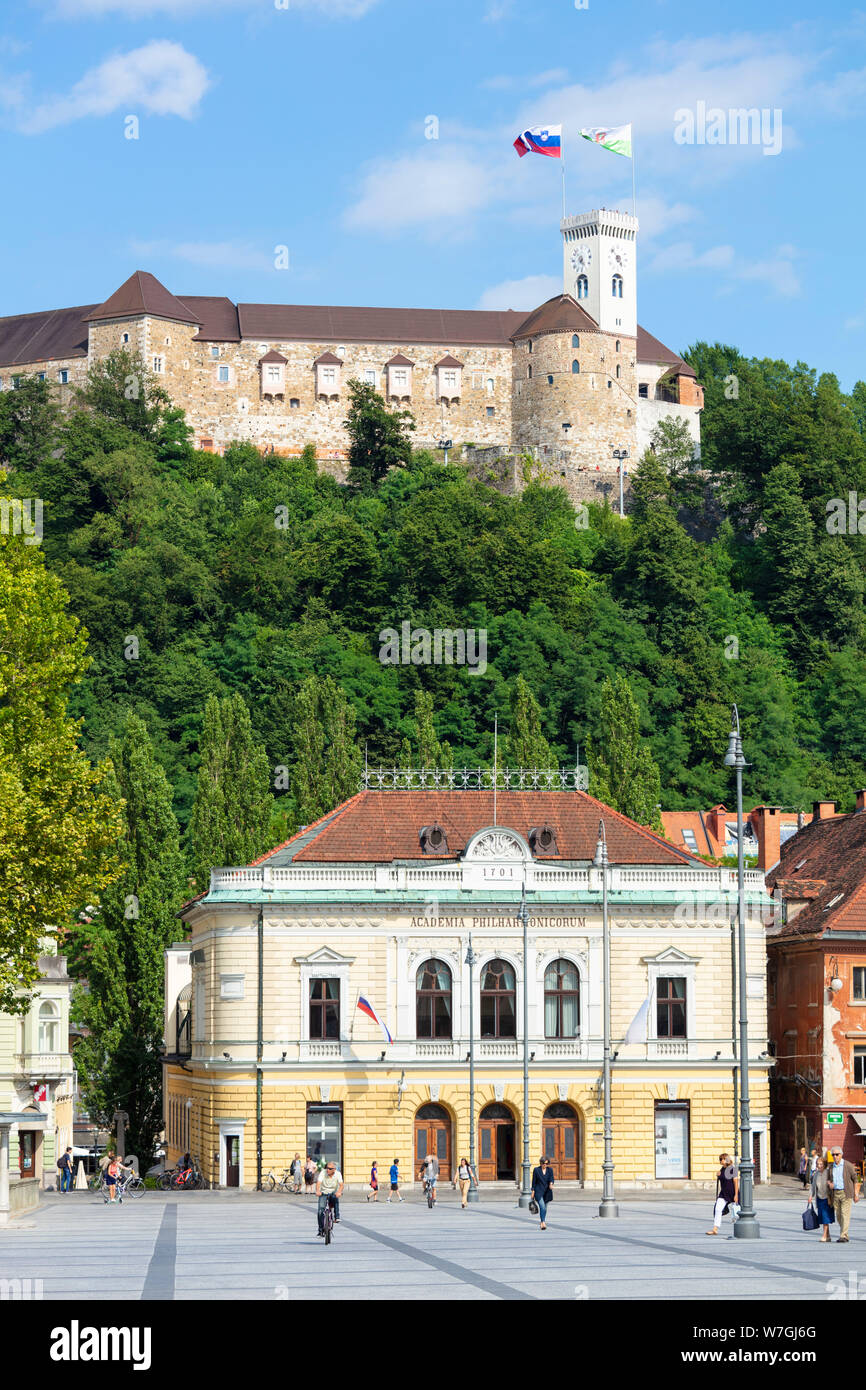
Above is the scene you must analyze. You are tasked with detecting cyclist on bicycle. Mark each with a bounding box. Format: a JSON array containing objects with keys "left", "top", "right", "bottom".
[
  {"left": 316, "top": 1161, "right": 344, "bottom": 1236},
  {"left": 419, "top": 1152, "right": 439, "bottom": 1204}
]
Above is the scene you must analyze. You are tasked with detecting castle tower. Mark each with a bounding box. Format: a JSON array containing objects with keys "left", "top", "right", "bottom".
[{"left": 561, "top": 209, "right": 638, "bottom": 337}]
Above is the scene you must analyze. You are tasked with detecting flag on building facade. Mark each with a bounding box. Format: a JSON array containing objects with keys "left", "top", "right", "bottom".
[
  {"left": 623, "top": 995, "right": 650, "bottom": 1044},
  {"left": 514, "top": 125, "right": 562, "bottom": 158},
  {"left": 357, "top": 995, "right": 393, "bottom": 1043},
  {"left": 578, "top": 123, "right": 632, "bottom": 158}
]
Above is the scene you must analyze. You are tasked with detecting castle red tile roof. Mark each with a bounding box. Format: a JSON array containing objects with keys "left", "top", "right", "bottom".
[
  {"left": 253, "top": 789, "right": 702, "bottom": 866},
  {"left": 0, "top": 304, "right": 92, "bottom": 367},
  {"left": 84, "top": 271, "right": 200, "bottom": 325},
  {"left": 259, "top": 349, "right": 287, "bottom": 364},
  {"left": 766, "top": 809, "right": 866, "bottom": 937}
]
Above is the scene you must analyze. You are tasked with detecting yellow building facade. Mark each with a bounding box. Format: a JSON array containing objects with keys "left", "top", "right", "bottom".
[{"left": 163, "top": 791, "right": 772, "bottom": 1190}]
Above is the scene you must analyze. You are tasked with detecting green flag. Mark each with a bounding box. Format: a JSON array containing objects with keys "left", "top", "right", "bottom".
[{"left": 578, "top": 123, "right": 632, "bottom": 158}]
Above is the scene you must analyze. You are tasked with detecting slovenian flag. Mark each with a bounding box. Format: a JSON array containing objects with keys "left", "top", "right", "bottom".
[
  {"left": 578, "top": 124, "right": 632, "bottom": 158},
  {"left": 357, "top": 995, "right": 393, "bottom": 1044},
  {"left": 514, "top": 125, "right": 562, "bottom": 158}
]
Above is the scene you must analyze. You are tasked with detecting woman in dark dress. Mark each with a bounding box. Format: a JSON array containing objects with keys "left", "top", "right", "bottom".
[
  {"left": 531, "top": 1156, "right": 554, "bottom": 1230},
  {"left": 707, "top": 1153, "right": 739, "bottom": 1234}
]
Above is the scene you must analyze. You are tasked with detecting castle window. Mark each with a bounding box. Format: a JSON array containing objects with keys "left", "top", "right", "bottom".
[
  {"left": 152, "top": 356, "right": 164, "bottom": 374},
  {"left": 576, "top": 275, "right": 588, "bottom": 299},
  {"left": 638, "top": 383, "right": 648, "bottom": 398},
  {"left": 612, "top": 275, "right": 623, "bottom": 297},
  {"left": 337, "top": 346, "right": 346, "bottom": 358},
  {"left": 527, "top": 340, "right": 532, "bottom": 353},
  {"left": 259, "top": 344, "right": 268, "bottom": 355},
  {"left": 572, "top": 335, "right": 580, "bottom": 349},
  {"left": 486, "top": 377, "right": 495, "bottom": 394},
  {"left": 487, "top": 406, "right": 495, "bottom": 417},
  {"left": 616, "top": 364, "right": 622, "bottom": 378},
  {"left": 290, "top": 398, "right": 300, "bottom": 409},
  {"left": 527, "top": 365, "right": 532, "bottom": 379},
  {"left": 121, "top": 332, "right": 129, "bottom": 344},
  {"left": 164, "top": 336, "right": 171, "bottom": 346},
  {"left": 322, "top": 367, "right": 337, "bottom": 388},
  {"left": 211, "top": 347, "right": 220, "bottom": 359},
  {"left": 607, "top": 380, "right": 612, "bottom": 389},
  {"left": 392, "top": 368, "right": 407, "bottom": 391},
  {"left": 58, "top": 369, "right": 68, "bottom": 384},
  {"left": 364, "top": 369, "right": 377, "bottom": 386},
  {"left": 572, "top": 360, "right": 579, "bottom": 374},
  {"left": 218, "top": 365, "right": 230, "bottom": 383},
  {"left": 616, "top": 340, "right": 621, "bottom": 352},
  {"left": 38, "top": 372, "right": 45, "bottom": 382},
  {"left": 547, "top": 374, "right": 554, "bottom": 386}
]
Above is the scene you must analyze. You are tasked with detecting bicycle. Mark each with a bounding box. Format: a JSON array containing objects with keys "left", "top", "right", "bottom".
[
  {"left": 424, "top": 1178, "right": 436, "bottom": 1209},
  {"left": 118, "top": 1172, "right": 145, "bottom": 1199},
  {"left": 321, "top": 1196, "right": 336, "bottom": 1245},
  {"left": 265, "top": 1168, "right": 293, "bottom": 1193}
]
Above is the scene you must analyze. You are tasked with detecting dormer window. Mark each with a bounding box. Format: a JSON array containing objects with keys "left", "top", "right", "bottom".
[
  {"left": 386, "top": 354, "right": 414, "bottom": 399},
  {"left": 436, "top": 355, "right": 463, "bottom": 400},
  {"left": 420, "top": 822, "right": 448, "bottom": 854},
  {"left": 260, "top": 349, "right": 287, "bottom": 397},
  {"left": 314, "top": 351, "right": 342, "bottom": 398},
  {"left": 529, "top": 823, "right": 558, "bottom": 854}
]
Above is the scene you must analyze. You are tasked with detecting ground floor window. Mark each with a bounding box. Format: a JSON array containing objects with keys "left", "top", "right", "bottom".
[
  {"left": 18, "top": 1130, "right": 38, "bottom": 1176},
  {"left": 307, "top": 1103, "right": 343, "bottom": 1169},
  {"left": 654, "top": 1102, "right": 690, "bottom": 1178}
]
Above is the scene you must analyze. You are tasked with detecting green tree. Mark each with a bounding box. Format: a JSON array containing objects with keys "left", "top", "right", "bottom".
[
  {"left": 587, "top": 675, "right": 663, "bottom": 830},
  {"left": 0, "top": 374, "right": 59, "bottom": 476},
  {"left": 189, "top": 693, "right": 275, "bottom": 887},
  {"left": 0, "top": 513, "right": 122, "bottom": 1011},
  {"left": 290, "top": 675, "right": 363, "bottom": 824},
  {"left": 76, "top": 348, "right": 192, "bottom": 459},
  {"left": 505, "top": 674, "right": 552, "bottom": 769},
  {"left": 67, "top": 712, "right": 186, "bottom": 1160},
  {"left": 344, "top": 378, "right": 415, "bottom": 491}
]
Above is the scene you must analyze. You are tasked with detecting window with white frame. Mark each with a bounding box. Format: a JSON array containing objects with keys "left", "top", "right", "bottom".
[
  {"left": 220, "top": 974, "right": 245, "bottom": 1000},
  {"left": 364, "top": 369, "right": 377, "bottom": 386},
  {"left": 152, "top": 356, "right": 164, "bottom": 374},
  {"left": 392, "top": 368, "right": 408, "bottom": 392},
  {"left": 218, "top": 365, "right": 230, "bottom": 383},
  {"left": 486, "top": 377, "right": 495, "bottom": 395},
  {"left": 644, "top": 949, "right": 698, "bottom": 1043},
  {"left": 266, "top": 365, "right": 282, "bottom": 385},
  {"left": 441, "top": 369, "right": 458, "bottom": 393},
  {"left": 322, "top": 367, "right": 337, "bottom": 388},
  {"left": 38, "top": 999, "right": 60, "bottom": 1052},
  {"left": 854, "top": 1044, "right": 866, "bottom": 1086},
  {"left": 58, "top": 369, "right": 69, "bottom": 384},
  {"left": 121, "top": 332, "right": 130, "bottom": 344},
  {"left": 211, "top": 346, "right": 220, "bottom": 359}
]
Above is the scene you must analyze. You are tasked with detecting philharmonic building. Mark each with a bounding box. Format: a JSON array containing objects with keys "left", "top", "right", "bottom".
[
  {"left": 162, "top": 787, "right": 771, "bottom": 1189},
  {"left": 0, "top": 209, "right": 702, "bottom": 494}
]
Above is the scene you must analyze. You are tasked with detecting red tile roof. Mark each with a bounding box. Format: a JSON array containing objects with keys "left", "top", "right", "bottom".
[
  {"left": 767, "top": 810, "right": 866, "bottom": 937},
  {"left": 661, "top": 805, "right": 810, "bottom": 859},
  {"left": 84, "top": 271, "right": 200, "bottom": 326},
  {"left": 510, "top": 294, "right": 601, "bottom": 340},
  {"left": 0, "top": 304, "right": 92, "bottom": 368},
  {"left": 254, "top": 790, "right": 701, "bottom": 866}
]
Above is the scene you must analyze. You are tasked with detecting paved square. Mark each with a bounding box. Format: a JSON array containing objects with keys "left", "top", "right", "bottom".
[{"left": 2, "top": 1188, "right": 864, "bottom": 1301}]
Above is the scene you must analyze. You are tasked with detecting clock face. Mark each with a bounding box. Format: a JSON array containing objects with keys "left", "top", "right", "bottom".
[
  {"left": 571, "top": 247, "right": 592, "bottom": 272},
  {"left": 608, "top": 245, "right": 629, "bottom": 271}
]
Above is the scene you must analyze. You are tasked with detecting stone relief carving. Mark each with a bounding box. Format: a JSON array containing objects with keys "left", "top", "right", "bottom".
[{"left": 468, "top": 830, "right": 525, "bottom": 859}]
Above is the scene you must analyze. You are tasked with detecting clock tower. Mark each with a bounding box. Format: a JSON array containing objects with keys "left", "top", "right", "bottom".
[{"left": 561, "top": 208, "right": 638, "bottom": 337}]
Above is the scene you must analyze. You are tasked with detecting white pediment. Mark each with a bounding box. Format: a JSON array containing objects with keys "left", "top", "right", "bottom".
[
  {"left": 463, "top": 827, "right": 531, "bottom": 861},
  {"left": 293, "top": 945, "right": 355, "bottom": 966},
  {"left": 642, "top": 945, "right": 700, "bottom": 966}
]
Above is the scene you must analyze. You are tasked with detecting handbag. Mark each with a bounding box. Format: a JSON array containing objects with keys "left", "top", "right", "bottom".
[
  {"left": 529, "top": 1198, "right": 538, "bottom": 1215},
  {"left": 802, "top": 1204, "right": 819, "bottom": 1231}
]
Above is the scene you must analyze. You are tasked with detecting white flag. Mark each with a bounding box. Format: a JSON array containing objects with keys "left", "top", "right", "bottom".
[{"left": 624, "top": 996, "right": 650, "bottom": 1044}]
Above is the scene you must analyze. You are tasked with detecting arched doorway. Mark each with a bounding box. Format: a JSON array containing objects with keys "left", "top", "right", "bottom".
[
  {"left": 542, "top": 1103, "right": 580, "bottom": 1180},
  {"left": 478, "top": 1103, "right": 516, "bottom": 1181},
  {"left": 414, "top": 1103, "right": 452, "bottom": 1181}
]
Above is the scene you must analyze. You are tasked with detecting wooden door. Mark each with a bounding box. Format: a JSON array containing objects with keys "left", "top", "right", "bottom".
[
  {"left": 478, "top": 1105, "right": 515, "bottom": 1181},
  {"left": 414, "top": 1104, "right": 451, "bottom": 1181},
  {"left": 542, "top": 1105, "right": 580, "bottom": 1180},
  {"left": 225, "top": 1135, "right": 240, "bottom": 1187}
]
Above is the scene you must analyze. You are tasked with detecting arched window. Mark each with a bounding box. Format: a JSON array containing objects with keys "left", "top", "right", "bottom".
[
  {"left": 615, "top": 339, "right": 621, "bottom": 352},
  {"left": 416, "top": 959, "right": 452, "bottom": 1039},
  {"left": 612, "top": 274, "right": 623, "bottom": 298},
  {"left": 571, "top": 360, "right": 580, "bottom": 374},
  {"left": 572, "top": 334, "right": 580, "bottom": 349},
  {"left": 38, "top": 1000, "right": 59, "bottom": 1052},
  {"left": 576, "top": 275, "right": 588, "bottom": 300},
  {"left": 481, "top": 959, "right": 516, "bottom": 1038},
  {"left": 544, "top": 958, "right": 580, "bottom": 1038},
  {"left": 528, "top": 365, "right": 532, "bottom": 379},
  {"left": 616, "top": 364, "right": 622, "bottom": 378},
  {"left": 486, "top": 378, "right": 495, "bottom": 395}
]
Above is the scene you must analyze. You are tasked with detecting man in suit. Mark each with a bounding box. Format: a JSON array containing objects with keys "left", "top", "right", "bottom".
[
  {"left": 531, "top": 1156, "right": 554, "bottom": 1230},
  {"left": 829, "top": 1146, "right": 862, "bottom": 1242}
]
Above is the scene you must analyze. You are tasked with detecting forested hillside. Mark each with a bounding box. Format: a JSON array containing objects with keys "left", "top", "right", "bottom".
[{"left": 3, "top": 342, "right": 866, "bottom": 848}]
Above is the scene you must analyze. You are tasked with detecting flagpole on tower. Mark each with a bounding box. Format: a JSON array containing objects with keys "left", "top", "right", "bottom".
[
  {"left": 631, "top": 134, "right": 636, "bottom": 219},
  {"left": 561, "top": 131, "right": 566, "bottom": 219}
]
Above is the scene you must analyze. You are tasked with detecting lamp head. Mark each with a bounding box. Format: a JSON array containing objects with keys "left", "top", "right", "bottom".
[
  {"left": 723, "top": 729, "right": 740, "bottom": 768},
  {"left": 593, "top": 820, "right": 608, "bottom": 867}
]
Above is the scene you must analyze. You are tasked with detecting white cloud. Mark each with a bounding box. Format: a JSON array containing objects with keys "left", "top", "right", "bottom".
[
  {"left": 130, "top": 239, "right": 274, "bottom": 271},
  {"left": 734, "top": 245, "right": 800, "bottom": 297},
  {"left": 648, "top": 239, "right": 800, "bottom": 297},
  {"left": 477, "top": 274, "right": 560, "bottom": 311},
  {"left": 44, "top": 0, "right": 377, "bottom": 14},
  {"left": 483, "top": 0, "right": 514, "bottom": 20},
  {"left": 633, "top": 195, "right": 696, "bottom": 241},
  {"left": 649, "top": 240, "right": 735, "bottom": 273},
  {"left": 344, "top": 150, "right": 496, "bottom": 234},
  {"left": 22, "top": 40, "right": 209, "bottom": 134}
]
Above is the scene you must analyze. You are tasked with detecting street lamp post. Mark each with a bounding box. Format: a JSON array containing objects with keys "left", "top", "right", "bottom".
[
  {"left": 724, "top": 705, "right": 760, "bottom": 1239},
  {"left": 517, "top": 880, "right": 532, "bottom": 1208},
  {"left": 594, "top": 821, "right": 619, "bottom": 1217},
  {"left": 465, "top": 934, "right": 479, "bottom": 1202},
  {"left": 612, "top": 447, "right": 629, "bottom": 518}
]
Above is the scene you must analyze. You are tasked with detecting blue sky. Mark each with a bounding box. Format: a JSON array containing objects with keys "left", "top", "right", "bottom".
[{"left": 2, "top": 0, "right": 866, "bottom": 384}]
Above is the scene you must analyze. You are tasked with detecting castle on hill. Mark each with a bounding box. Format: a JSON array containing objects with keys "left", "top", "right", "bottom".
[{"left": 0, "top": 209, "right": 702, "bottom": 491}]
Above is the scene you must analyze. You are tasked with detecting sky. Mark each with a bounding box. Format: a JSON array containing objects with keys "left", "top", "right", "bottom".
[{"left": 1, "top": 1, "right": 866, "bottom": 385}]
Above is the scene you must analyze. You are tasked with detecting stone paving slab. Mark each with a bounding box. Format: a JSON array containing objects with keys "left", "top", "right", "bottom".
[{"left": 1, "top": 1191, "right": 863, "bottom": 1302}]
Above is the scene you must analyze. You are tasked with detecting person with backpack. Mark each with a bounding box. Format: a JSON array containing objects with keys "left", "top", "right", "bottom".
[{"left": 57, "top": 1146, "right": 73, "bottom": 1193}]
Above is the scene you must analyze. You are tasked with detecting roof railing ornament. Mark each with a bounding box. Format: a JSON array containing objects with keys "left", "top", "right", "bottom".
[{"left": 360, "top": 766, "right": 589, "bottom": 791}]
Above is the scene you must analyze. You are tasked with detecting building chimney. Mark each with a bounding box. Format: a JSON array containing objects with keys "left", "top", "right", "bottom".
[
  {"left": 752, "top": 806, "right": 782, "bottom": 872},
  {"left": 856, "top": 790, "right": 866, "bottom": 813},
  {"left": 812, "top": 800, "right": 838, "bottom": 821}
]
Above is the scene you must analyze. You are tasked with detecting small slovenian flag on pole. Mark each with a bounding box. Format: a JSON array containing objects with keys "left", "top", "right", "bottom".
[
  {"left": 514, "top": 125, "right": 562, "bottom": 158},
  {"left": 357, "top": 995, "right": 393, "bottom": 1044}
]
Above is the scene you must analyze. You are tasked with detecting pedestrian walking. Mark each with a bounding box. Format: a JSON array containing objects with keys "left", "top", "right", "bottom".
[
  {"left": 304, "top": 1155, "right": 316, "bottom": 1195},
  {"left": 809, "top": 1155, "right": 834, "bottom": 1243},
  {"left": 290, "top": 1153, "right": 303, "bottom": 1193},
  {"left": 829, "top": 1145, "right": 862, "bottom": 1242},
  {"left": 57, "top": 1146, "right": 73, "bottom": 1193},
  {"left": 457, "top": 1157, "right": 472, "bottom": 1208},
  {"left": 530, "top": 1156, "right": 554, "bottom": 1229},
  {"left": 706, "top": 1153, "right": 740, "bottom": 1234},
  {"left": 387, "top": 1158, "right": 403, "bottom": 1202},
  {"left": 798, "top": 1147, "right": 809, "bottom": 1187},
  {"left": 366, "top": 1160, "right": 379, "bottom": 1201},
  {"left": 104, "top": 1154, "right": 120, "bottom": 1204},
  {"left": 809, "top": 1145, "right": 819, "bottom": 1177}
]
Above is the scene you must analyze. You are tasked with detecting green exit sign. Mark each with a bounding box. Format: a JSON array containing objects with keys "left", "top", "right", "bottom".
[{"left": 827, "top": 1113, "right": 844, "bottom": 1125}]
